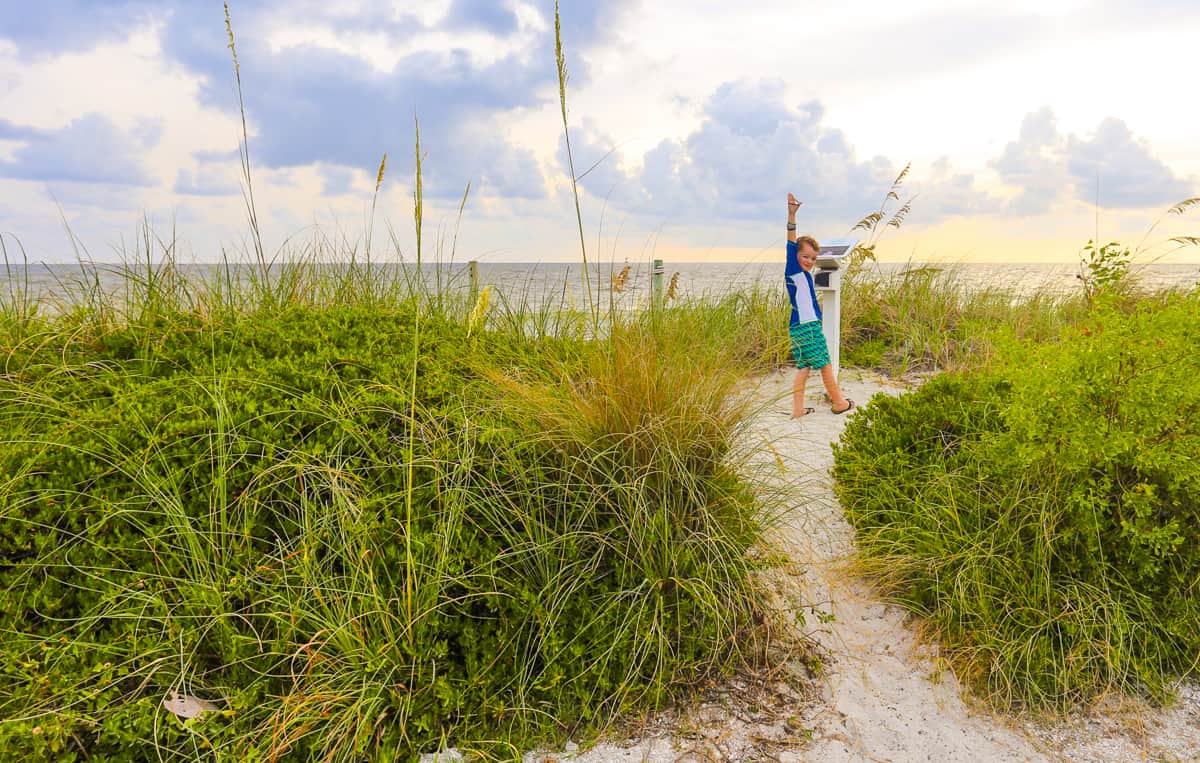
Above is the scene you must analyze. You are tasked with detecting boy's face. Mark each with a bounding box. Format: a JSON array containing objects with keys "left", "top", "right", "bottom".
[{"left": 797, "top": 243, "right": 819, "bottom": 272}]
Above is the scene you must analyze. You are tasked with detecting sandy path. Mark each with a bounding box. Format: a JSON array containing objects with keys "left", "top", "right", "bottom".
[{"left": 756, "top": 369, "right": 1045, "bottom": 762}]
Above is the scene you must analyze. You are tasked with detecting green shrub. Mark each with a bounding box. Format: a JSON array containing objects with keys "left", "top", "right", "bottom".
[
  {"left": 833, "top": 292, "right": 1200, "bottom": 709},
  {"left": 0, "top": 301, "right": 769, "bottom": 761}
]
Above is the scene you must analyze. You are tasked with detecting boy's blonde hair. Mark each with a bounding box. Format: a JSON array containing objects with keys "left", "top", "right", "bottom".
[{"left": 796, "top": 235, "right": 820, "bottom": 254}]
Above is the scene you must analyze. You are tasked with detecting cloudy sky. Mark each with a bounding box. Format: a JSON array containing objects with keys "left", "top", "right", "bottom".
[{"left": 1, "top": 0, "right": 1197, "bottom": 266}]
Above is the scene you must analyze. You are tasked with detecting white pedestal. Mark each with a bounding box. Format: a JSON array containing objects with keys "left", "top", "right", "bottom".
[{"left": 814, "top": 268, "right": 842, "bottom": 381}]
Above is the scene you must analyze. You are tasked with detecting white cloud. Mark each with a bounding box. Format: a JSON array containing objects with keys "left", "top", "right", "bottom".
[
  {"left": 990, "top": 107, "right": 1194, "bottom": 214},
  {"left": 566, "top": 80, "right": 907, "bottom": 226},
  {"left": 990, "top": 107, "right": 1070, "bottom": 215},
  {"left": 1066, "top": 118, "right": 1192, "bottom": 209}
]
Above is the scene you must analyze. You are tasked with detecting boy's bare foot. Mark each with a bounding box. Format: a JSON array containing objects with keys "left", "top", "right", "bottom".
[{"left": 792, "top": 406, "right": 816, "bottom": 419}]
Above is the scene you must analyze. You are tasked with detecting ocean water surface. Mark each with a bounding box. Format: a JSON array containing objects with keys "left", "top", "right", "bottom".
[{"left": 2, "top": 260, "right": 1197, "bottom": 312}]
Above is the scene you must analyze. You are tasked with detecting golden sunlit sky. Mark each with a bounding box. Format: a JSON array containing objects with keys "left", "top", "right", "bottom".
[{"left": 1, "top": 0, "right": 1198, "bottom": 266}]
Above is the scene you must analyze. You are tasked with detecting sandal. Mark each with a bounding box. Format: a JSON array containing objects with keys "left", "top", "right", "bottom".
[
  {"left": 832, "top": 399, "right": 856, "bottom": 415},
  {"left": 792, "top": 407, "right": 816, "bottom": 419}
]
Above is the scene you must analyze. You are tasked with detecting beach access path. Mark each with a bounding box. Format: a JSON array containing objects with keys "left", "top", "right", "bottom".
[{"left": 763, "top": 368, "right": 1045, "bottom": 761}]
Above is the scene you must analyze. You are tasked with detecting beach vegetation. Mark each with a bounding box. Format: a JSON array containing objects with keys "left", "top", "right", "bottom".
[
  {"left": 1077, "top": 239, "right": 1132, "bottom": 304},
  {"left": 833, "top": 291, "right": 1200, "bottom": 709},
  {"left": 1, "top": 5, "right": 1198, "bottom": 758},
  {"left": 0, "top": 249, "right": 786, "bottom": 760}
]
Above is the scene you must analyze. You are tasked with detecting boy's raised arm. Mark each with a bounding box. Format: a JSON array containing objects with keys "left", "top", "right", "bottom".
[
  {"left": 785, "top": 192, "right": 802, "bottom": 277},
  {"left": 787, "top": 192, "right": 801, "bottom": 244}
]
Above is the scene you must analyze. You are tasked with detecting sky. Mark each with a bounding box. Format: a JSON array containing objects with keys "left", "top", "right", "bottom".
[{"left": 1, "top": 0, "right": 1198, "bottom": 267}]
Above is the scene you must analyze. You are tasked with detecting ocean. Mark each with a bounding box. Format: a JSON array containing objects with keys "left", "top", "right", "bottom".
[
  {"left": 2, "top": 260, "right": 1197, "bottom": 310},
  {"left": 470, "top": 260, "right": 1200, "bottom": 301}
]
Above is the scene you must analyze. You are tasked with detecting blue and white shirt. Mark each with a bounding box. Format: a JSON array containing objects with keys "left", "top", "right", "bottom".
[{"left": 785, "top": 239, "right": 823, "bottom": 327}]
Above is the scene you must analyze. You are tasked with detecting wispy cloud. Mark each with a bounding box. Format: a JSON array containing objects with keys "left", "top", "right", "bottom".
[
  {"left": 990, "top": 107, "right": 1068, "bottom": 215},
  {"left": 0, "top": 1, "right": 1195, "bottom": 263},
  {"left": 0, "top": 0, "right": 158, "bottom": 59},
  {"left": 442, "top": 0, "right": 522, "bottom": 35},
  {"left": 0, "top": 114, "right": 156, "bottom": 186},
  {"left": 1, "top": 1, "right": 635, "bottom": 203},
  {"left": 173, "top": 163, "right": 240, "bottom": 197}
]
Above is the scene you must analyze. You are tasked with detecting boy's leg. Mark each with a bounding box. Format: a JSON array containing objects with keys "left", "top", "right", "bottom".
[
  {"left": 819, "top": 364, "right": 852, "bottom": 412},
  {"left": 792, "top": 367, "right": 812, "bottom": 417}
]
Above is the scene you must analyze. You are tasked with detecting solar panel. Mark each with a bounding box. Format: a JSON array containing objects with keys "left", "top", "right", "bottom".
[{"left": 816, "top": 238, "right": 859, "bottom": 270}]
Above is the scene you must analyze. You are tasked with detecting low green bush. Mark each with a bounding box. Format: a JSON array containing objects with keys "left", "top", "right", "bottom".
[
  {"left": 0, "top": 302, "right": 769, "bottom": 761},
  {"left": 833, "top": 292, "right": 1200, "bottom": 709}
]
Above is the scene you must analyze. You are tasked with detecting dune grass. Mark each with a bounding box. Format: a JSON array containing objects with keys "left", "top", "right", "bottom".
[
  {"left": 835, "top": 257, "right": 1194, "bottom": 375},
  {"left": 0, "top": 18, "right": 798, "bottom": 751}
]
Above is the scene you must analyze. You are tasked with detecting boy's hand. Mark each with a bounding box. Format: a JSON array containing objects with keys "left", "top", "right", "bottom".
[{"left": 787, "top": 193, "right": 802, "bottom": 212}]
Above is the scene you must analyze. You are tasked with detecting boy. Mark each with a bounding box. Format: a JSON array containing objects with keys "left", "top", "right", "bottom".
[{"left": 786, "top": 192, "right": 855, "bottom": 418}]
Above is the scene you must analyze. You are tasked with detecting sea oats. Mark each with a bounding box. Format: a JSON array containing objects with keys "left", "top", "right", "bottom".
[
  {"left": 224, "top": 4, "right": 238, "bottom": 76},
  {"left": 466, "top": 285, "right": 492, "bottom": 337},
  {"left": 611, "top": 264, "right": 631, "bottom": 294}
]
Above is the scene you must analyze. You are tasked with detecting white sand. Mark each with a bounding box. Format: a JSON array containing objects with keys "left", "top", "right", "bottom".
[
  {"left": 757, "top": 369, "right": 1045, "bottom": 762},
  {"left": 446, "top": 369, "right": 1200, "bottom": 763}
]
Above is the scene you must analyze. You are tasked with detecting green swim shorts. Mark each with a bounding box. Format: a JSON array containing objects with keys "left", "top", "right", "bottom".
[{"left": 790, "top": 320, "right": 831, "bottom": 369}]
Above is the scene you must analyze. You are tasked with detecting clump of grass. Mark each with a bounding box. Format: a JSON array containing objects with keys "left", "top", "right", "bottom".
[
  {"left": 829, "top": 170, "right": 1199, "bottom": 376},
  {"left": 836, "top": 260, "right": 1193, "bottom": 375},
  {"left": 838, "top": 263, "right": 1083, "bottom": 373},
  {"left": 0, "top": 236, "right": 38, "bottom": 337}
]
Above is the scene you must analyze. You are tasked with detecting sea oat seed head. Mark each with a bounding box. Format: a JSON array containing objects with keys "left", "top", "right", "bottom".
[
  {"left": 467, "top": 285, "right": 493, "bottom": 337},
  {"left": 666, "top": 272, "right": 680, "bottom": 300},
  {"left": 376, "top": 152, "right": 387, "bottom": 193},
  {"left": 224, "top": 4, "right": 239, "bottom": 75}
]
